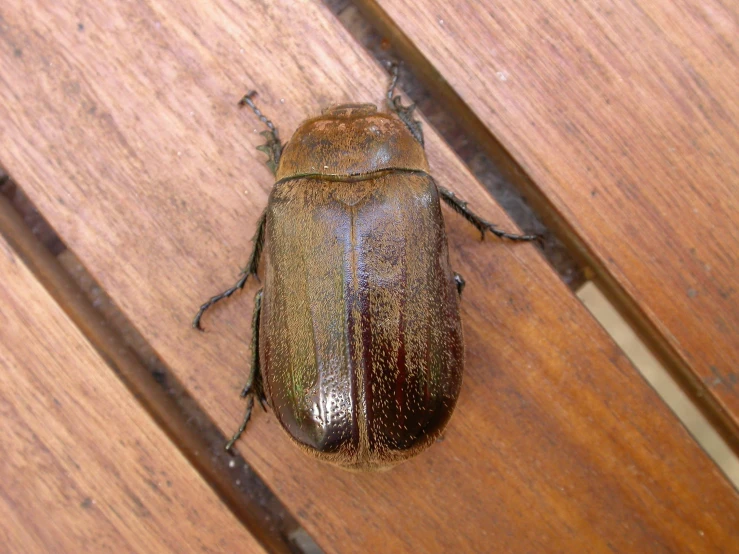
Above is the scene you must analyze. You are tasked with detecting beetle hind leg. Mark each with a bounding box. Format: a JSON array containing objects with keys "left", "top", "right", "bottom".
[
  {"left": 436, "top": 184, "right": 541, "bottom": 242},
  {"left": 192, "top": 209, "right": 267, "bottom": 331},
  {"left": 385, "top": 62, "right": 424, "bottom": 146},
  {"left": 226, "top": 288, "right": 265, "bottom": 453},
  {"left": 240, "top": 288, "right": 266, "bottom": 409},
  {"left": 239, "top": 91, "right": 283, "bottom": 176}
]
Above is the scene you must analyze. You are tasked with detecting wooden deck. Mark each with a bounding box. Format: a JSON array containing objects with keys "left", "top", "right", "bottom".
[{"left": 0, "top": 0, "right": 737, "bottom": 552}]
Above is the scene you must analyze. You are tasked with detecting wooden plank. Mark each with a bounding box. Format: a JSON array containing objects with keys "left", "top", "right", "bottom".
[
  {"left": 358, "top": 0, "right": 739, "bottom": 440},
  {"left": 0, "top": 192, "right": 308, "bottom": 554},
  {"left": 0, "top": 234, "right": 265, "bottom": 553},
  {"left": 0, "top": 0, "right": 737, "bottom": 552}
]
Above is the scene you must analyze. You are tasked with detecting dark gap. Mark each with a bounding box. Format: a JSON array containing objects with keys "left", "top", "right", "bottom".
[
  {"left": 0, "top": 168, "right": 66, "bottom": 255},
  {"left": 0, "top": 169, "right": 322, "bottom": 554},
  {"left": 324, "top": 0, "right": 585, "bottom": 288}
]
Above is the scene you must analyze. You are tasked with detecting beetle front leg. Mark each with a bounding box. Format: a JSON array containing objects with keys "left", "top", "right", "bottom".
[
  {"left": 436, "top": 185, "right": 540, "bottom": 242},
  {"left": 385, "top": 63, "right": 424, "bottom": 146},
  {"left": 239, "top": 91, "right": 283, "bottom": 176},
  {"left": 226, "top": 288, "right": 266, "bottom": 453},
  {"left": 192, "top": 209, "right": 267, "bottom": 331}
]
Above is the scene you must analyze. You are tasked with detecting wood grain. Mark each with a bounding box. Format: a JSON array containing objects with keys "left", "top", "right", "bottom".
[
  {"left": 0, "top": 0, "right": 737, "bottom": 552},
  {"left": 0, "top": 234, "right": 265, "bottom": 553},
  {"left": 0, "top": 192, "right": 302, "bottom": 554},
  {"left": 359, "top": 0, "right": 739, "bottom": 440}
]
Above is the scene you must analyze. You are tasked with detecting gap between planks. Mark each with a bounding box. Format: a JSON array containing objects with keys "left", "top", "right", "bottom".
[
  {"left": 578, "top": 282, "right": 739, "bottom": 488},
  {"left": 341, "top": 0, "right": 739, "bottom": 458},
  {"left": 0, "top": 187, "right": 317, "bottom": 554},
  {"left": 325, "top": 0, "right": 586, "bottom": 290}
]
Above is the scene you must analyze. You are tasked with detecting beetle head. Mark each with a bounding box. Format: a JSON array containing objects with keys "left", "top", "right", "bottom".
[
  {"left": 275, "top": 105, "right": 429, "bottom": 180},
  {"left": 321, "top": 103, "right": 378, "bottom": 118}
]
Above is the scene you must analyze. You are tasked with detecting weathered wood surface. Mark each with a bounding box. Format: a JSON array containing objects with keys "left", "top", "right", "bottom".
[
  {"left": 360, "top": 0, "right": 739, "bottom": 439},
  {"left": 0, "top": 191, "right": 300, "bottom": 554},
  {"left": 0, "top": 0, "right": 737, "bottom": 553},
  {"left": 0, "top": 233, "right": 265, "bottom": 553}
]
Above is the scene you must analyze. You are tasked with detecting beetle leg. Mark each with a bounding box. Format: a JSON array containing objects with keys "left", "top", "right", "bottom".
[
  {"left": 192, "top": 209, "right": 267, "bottom": 331},
  {"left": 226, "top": 288, "right": 265, "bottom": 453},
  {"left": 240, "top": 288, "right": 266, "bottom": 408},
  {"left": 385, "top": 62, "right": 424, "bottom": 146},
  {"left": 454, "top": 272, "right": 466, "bottom": 296},
  {"left": 239, "top": 91, "right": 283, "bottom": 176},
  {"left": 225, "top": 395, "right": 254, "bottom": 454},
  {"left": 436, "top": 184, "right": 541, "bottom": 242}
]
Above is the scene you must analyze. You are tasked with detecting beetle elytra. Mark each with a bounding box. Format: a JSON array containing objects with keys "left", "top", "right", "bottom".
[{"left": 194, "top": 65, "right": 538, "bottom": 471}]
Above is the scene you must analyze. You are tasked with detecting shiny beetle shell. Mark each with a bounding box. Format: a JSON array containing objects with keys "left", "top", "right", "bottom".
[
  {"left": 263, "top": 105, "right": 463, "bottom": 470},
  {"left": 194, "top": 82, "right": 537, "bottom": 471}
]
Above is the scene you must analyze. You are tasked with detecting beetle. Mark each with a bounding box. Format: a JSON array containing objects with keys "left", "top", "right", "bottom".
[{"left": 194, "top": 65, "right": 538, "bottom": 470}]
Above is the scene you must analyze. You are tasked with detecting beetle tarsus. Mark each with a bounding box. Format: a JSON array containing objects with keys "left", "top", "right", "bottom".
[
  {"left": 192, "top": 210, "right": 267, "bottom": 330},
  {"left": 225, "top": 394, "right": 255, "bottom": 454},
  {"left": 227, "top": 289, "right": 266, "bottom": 451},
  {"left": 239, "top": 91, "right": 278, "bottom": 135},
  {"left": 385, "top": 62, "right": 424, "bottom": 146},
  {"left": 192, "top": 275, "right": 249, "bottom": 330},
  {"left": 436, "top": 184, "right": 541, "bottom": 242},
  {"left": 239, "top": 91, "right": 283, "bottom": 176}
]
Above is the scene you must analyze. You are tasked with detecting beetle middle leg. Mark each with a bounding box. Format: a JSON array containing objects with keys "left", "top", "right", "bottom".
[
  {"left": 225, "top": 288, "right": 266, "bottom": 453},
  {"left": 436, "top": 184, "right": 540, "bottom": 242},
  {"left": 192, "top": 209, "right": 267, "bottom": 330},
  {"left": 385, "top": 62, "right": 424, "bottom": 146}
]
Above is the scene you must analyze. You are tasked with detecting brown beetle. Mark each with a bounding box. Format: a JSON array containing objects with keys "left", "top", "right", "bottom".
[{"left": 194, "top": 66, "right": 537, "bottom": 470}]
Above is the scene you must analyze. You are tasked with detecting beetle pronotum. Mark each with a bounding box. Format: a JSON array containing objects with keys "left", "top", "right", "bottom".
[{"left": 194, "top": 66, "right": 537, "bottom": 470}]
